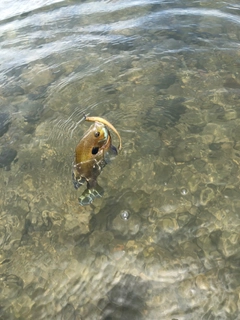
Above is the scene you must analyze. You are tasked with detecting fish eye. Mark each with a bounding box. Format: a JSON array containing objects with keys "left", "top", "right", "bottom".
[
  {"left": 94, "top": 131, "right": 100, "bottom": 137},
  {"left": 92, "top": 147, "right": 99, "bottom": 155}
]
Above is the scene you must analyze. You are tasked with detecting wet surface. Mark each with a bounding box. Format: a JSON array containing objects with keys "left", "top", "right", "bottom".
[{"left": 1, "top": 0, "right": 240, "bottom": 319}]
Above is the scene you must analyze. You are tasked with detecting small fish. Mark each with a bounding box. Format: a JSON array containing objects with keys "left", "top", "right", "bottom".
[{"left": 72, "top": 117, "right": 121, "bottom": 205}]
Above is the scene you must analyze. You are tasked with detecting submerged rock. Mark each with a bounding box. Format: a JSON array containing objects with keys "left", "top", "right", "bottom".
[
  {"left": 0, "top": 148, "right": 17, "bottom": 170},
  {"left": 0, "top": 113, "right": 11, "bottom": 137},
  {"left": 109, "top": 212, "right": 141, "bottom": 239}
]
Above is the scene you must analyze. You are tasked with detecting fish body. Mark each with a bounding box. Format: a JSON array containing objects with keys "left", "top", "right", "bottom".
[{"left": 72, "top": 121, "right": 117, "bottom": 205}]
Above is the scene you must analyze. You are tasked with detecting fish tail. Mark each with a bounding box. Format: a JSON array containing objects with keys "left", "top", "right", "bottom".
[
  {"left": 78, "top": 184, "right": 104, "bottom": 206},
  {"left": 72, "top": 172, "right": 85, "bottom": 189}
]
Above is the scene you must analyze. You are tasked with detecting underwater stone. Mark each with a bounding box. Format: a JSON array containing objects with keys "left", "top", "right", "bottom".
[
  {"left": 177, "top": 279, "right": 196, "bottom": 301},
  {"left": 199, "top": 187, "right": 215, "bottom": 206},
  {"left": 154, "top": 163, "right": 173, "bottom": 184},
  {"left": 60, "top": 303, "right": 76, "bottom": 320},
  {"left": 222, "top": 188, "right": 240, "bottom": 199},
  {"left": 173, "top": 139, "right": 200, "bottom": 162},
  {"left": 195, "top": 274, "right": 210, "bottom": 291},
  {"left": 157, "top": 73, "right": 177, "bottom": 89},
  {"left": 0, "top": 225, "right": 7, "bottom": 246},
  {"left": 0, "top": 148, "right": 17, "bottom": 169},
  {"left": 12, "top": 294, "right": 32, "bottom": 318},
  {"left": 0, "top": 113, "right": 11, "bottom": 137},
  {"left": 158, "top": 217, "right": 179, "bottom": 233},
  {"left": 193, "top": 159, "right": 206, "bottom": 172},
  {"left": 1, "top": 85, "right": 25, "bottom": 97},
  {"left": 109, "top": 213, "right": 141, "bottom": 239},
  {"left": 187, "top": 173, "right": 203, "bottom": 193},
  {"left": 21, "top": 64, "right": 54, "bottom": 89},
  {"left": 177, "top": 212, "right": 193, "bottom": 228},
  {"left": 218, "top": 231, "right": 240, "bottom": 258},
  {"left": 89, "top": 230, "right": 114, "bottom": 253},
  {"left": 0, "top": 274, "right": 24, "bottom": 302}
]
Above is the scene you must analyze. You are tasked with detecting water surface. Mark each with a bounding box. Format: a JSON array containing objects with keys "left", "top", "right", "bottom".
[{"left": 1, "top": 0, "right": 240, "bottom": 319}]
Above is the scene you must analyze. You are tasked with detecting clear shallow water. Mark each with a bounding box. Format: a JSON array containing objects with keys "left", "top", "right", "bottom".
[{"left": 1, "top": 0, "right": 240, "bottom": 319}]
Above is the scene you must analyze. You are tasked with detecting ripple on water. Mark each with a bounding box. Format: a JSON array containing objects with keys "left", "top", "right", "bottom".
[{"left": 1, "top": 0, "right": 240, "bottom": 319}]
